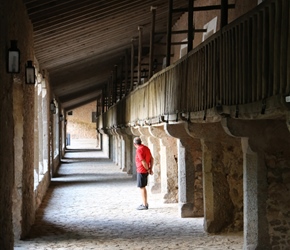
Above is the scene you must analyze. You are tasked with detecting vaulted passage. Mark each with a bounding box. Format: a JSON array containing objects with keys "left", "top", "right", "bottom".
[{"left": 14, "top": 149, "right": 243, "bottom": 249}]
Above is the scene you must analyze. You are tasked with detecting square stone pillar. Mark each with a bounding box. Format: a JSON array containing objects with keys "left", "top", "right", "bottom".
[
  {"left": 201, "top": 139, "right": 237, "bottom": 232},
  {"left": 166, "top": 123, "right": 203, "bottom": 217},
  {"left": 224, "top": 118, "right": 290, "bottom": 249},
  {"left": 116, "top": 128, "right": 133, "bottom": 174},
  {"left": 150, "top": 125, "right": 178, "bottom": 203},
  {"left": 187, "top": 122, "right": 243, "bottom": 232},
  {"left": 178, "top": 138, "right": 203, "bottom": 217},
  {"left": 112, "top": 130, "right": 122, "bottom": 168},
  {"left": 241, "top": 137, "right": 264, "bottom": 250},
  {"left": 110, "top": 130, "right": 121, "bottom": 166}
]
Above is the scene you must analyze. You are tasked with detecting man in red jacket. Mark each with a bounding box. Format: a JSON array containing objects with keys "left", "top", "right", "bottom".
[{"left": 133, "top": 137, "right": 154, "bottom": 210}]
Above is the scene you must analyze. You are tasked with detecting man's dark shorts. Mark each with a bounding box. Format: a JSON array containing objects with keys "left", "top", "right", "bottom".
[{"left": 137, "top": 173, "right": 148, "bottom": 188}]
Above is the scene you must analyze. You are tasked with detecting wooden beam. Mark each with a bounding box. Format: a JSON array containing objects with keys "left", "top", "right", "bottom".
[
  {"left": 172, "top": 4, "right": 235, "bottom": 13},
  {"left": 156, "top": 29, "right": 206, "bottom": 35},
  {"left": 188, "top": 0, "right": 194, "bottom": 52},
  {"left": 124, "top": 49, "right": 129, "bottom": 96},
  {"left": 114, "top": 66, "right": 118, "bottom": 104},
  {"left": 159, "top": 41, "right": 190, "bottom": 45},
  {"left": 149, "top": 6, "right": 157, "bottom": 78},
  {"left": 130, "top": 39, "right": 135, "bottom": 92},
  {"left": 221, "top": 0, "right": 229, "bottom": 28},
  {"left": 166, "top": 0, "right": 173, "bottom": 67},
  {"left": 138, "top": 26, "right": 143, "bottom": 86}
]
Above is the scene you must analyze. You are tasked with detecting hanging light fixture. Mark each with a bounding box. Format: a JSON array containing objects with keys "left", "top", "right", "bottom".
[
  {"left": 25, "top": 60, "right": 36, "bottom": 84},
  {"left": 7, "top": 40, "right": 20, "bottom": 73}
]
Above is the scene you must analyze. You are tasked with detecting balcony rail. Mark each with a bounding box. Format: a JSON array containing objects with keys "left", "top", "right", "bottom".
[{"left": 98, "top": 0, "right": 290, "bottom": 129}]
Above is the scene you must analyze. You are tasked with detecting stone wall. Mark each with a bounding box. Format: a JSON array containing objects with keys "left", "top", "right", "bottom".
[
  {"left": 0, "top": 0, "right": 35, "bottom": 248},
  {"left": 66, "top": 101, "right": 97, "bottom": 140},
  {"left": 265, "top": 124, "right": 290, "bottom": 248}
]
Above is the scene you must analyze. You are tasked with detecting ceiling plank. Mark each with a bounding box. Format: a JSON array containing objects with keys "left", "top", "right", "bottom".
[{"left": 22, "top": 0, "right": 189, "bottom": 109}]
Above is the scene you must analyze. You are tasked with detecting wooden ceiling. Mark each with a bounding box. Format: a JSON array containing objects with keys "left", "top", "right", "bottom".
[{"left": 23, "top": 0, "right": 189, "bottom": 110}]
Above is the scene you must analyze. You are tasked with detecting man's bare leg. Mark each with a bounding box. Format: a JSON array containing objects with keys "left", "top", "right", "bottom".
[{"left": 140, "top": 187, "right": 147, "bottom": 206}]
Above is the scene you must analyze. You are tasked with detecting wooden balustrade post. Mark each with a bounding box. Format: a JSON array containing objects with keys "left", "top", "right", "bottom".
[
  {"left": 166, "top": 0, "right": 173, "bottom": 67},
  {"left": 187, "top": 0, "right": 194, "bottom": 53},
  {"left": 149, "top": 6, "right": 157, "bottom": 78},
  {"left": 124, "top": 49, "right": 129, "bottom": 96},
  {"left": 138, "top": 26, "right": 143, "bottom": 86},
  {"left": 130, "top": 39, "right": 135, "bottom": 91},
  {"left": 120, "top": 60, "right": 123, "bottom": 100},
  {"left": 114, "top": 65, "right": 118, "bottom": 103},
  {"left": 221, "top": 0, "right": 228, "bottom": 28}
]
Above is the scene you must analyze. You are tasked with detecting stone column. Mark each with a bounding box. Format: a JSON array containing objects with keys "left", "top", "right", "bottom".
[
  {"left": 186, "top": 121, "right": 243, "bottom": 233},
  {"left": 223, "top": 118, "right": 290, "bottom": 249},
  {"left": 166, "top": 123, "right": 203, "bottom": 217},
  {"left": 110, "top": 130, "right": 117, "bottom": 163},
  {"left": 98, "top": 128, "right": 110, "bottom": 158},
  {"left": 114, "top": 128, "right": 124, "bottom": 171},
  {"left": 150, "top": 125, "right": 178, "bottom": 203},
  {"left": 107, "top": 130, "right": 116, "bottom": 162},
  {"left": 115, "top": 127, "right": 133, "bottom": 174},
  {"left": 112, "top": 129, "right": 122, "bottom": 168}
]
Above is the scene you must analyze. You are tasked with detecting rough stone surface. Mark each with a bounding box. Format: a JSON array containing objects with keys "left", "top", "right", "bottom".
[
  {"left": 14, "top": 150, "right": 243, "bottom": 250},
  {"left": 66, "top": 101, "right": 97, "bottom": 140},
  {"left": 226, "top": 118, "right": 290, "bottom": 249},
  {"left": 265, "top": 140, "right": 290, "bottom": 248},
  {"left": 1, "top": 0, "right": 35, "bottom": 248}
]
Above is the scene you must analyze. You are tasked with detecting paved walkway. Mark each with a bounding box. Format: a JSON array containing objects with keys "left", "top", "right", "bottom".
[{"left": 15, "top": 149, "right": 243, "bottom": 250}]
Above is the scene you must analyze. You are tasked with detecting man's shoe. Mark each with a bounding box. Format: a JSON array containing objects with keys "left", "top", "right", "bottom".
[
  {"left": 137, "top": 204, "right": 148, "bottom": 210},
  {"left": 146, "top": 203, "right": 149, "bottom": 209}
]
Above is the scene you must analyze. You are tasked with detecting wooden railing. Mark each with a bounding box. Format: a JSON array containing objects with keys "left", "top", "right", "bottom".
[{"left": 98, "top": 0, "right": 290, "bottom": 129}]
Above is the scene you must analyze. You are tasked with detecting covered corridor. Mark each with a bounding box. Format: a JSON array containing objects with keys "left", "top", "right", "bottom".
[
  {"left": 2, "top": 0, "right": 290, "bottom": 249},
  {"left": 14, "top": 147, "right": 243, "bottom": 250}
]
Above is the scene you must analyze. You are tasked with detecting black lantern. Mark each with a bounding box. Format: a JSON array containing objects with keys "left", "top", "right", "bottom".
[
  {"left": 25, "top": 60, "right": 36, "bottom": 84},
  {"left": 7, "top": 40, "right": 20, "bottom": 73}
]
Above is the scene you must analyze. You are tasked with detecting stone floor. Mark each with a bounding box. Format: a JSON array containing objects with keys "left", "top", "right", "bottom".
[
  {"left": 14, "top": 149, "right": 243, "bottom": 250},
  {"left": 67, "top": 138, "right": 100, "bottom": 149}
]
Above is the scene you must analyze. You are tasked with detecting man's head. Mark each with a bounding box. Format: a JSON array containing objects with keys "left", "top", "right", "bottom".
[{"left": 133, "top": 137, "right": 142, "bottom": 146}]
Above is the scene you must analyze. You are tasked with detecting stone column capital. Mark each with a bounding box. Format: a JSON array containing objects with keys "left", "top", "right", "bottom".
[
  {"left": 186, "top": 121, "right": 233, "bottom": 142},
  {"left": 115, "top": 128, "right": 131, "bottom": 139},
  {"left": 138, "top": 126, "right": 151, "bottom": 137},
  {"left": 165, "top": 122, "right": 189, "bottom": 139},
  {"left": 130, "top": 127, "right": 141, "bottom": 136},
  {"left": 97, "top": 128, "right": 110, "bottom": 135},
  {"left": 149, "top": 125, "right": 167, "bottom": 138}
]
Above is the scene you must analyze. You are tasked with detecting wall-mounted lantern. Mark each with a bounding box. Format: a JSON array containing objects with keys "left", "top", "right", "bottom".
[
  {"left": 50, "top": 100, "right": 56, "bottom": 114},
  {"left": 25, "top": 60, "right": 36, "bottom": 84},
  {"left": 7, "top": 40, "right": 20, "bottom": 73},
  {"left": 59, "top": 114, "right": 64, "bottom": 121}
]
